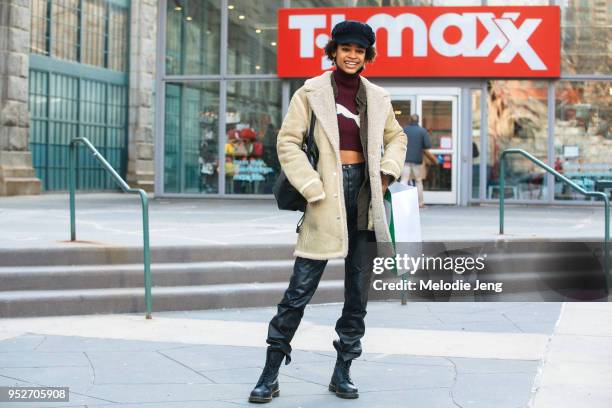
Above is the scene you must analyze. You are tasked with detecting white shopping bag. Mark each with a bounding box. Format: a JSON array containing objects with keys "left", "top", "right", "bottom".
[
  {"left": 383, "top": 183, "right": 422, "bottom": 276},
  {"left": 384, "top": 183, "right": 422, "bottom": 243}
]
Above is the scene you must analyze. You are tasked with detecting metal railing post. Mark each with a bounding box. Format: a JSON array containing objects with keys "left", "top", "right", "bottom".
[
  {"left": 499, "top": 148, "right": 610, "bottom": 294},
  {"left": 69, "top": 141, "right": 77, "bottom": 241},
  {"left": 499, "top": 154, "right": 505, "bottom": 235},
  {"left": 139, "top": 190, "right": 152, "bottom": 319},
  {"left": 69, "top": 137, "right": 153, "bottom": 318},
  {"left": 604, "top": 197, "right": 610, "bottom": 292}
]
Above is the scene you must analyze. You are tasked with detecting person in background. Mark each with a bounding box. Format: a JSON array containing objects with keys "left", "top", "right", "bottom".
[{"left": 400, "top": 114, "right": 438, "bottom": 208}]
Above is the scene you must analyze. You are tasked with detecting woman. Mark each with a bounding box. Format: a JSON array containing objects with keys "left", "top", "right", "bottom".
[{"left": 249, "top": 21, "right": 407, "bottom": 403}]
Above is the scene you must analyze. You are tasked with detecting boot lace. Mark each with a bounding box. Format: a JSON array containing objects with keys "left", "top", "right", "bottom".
[
  {"left": 339, "top": 359, "right": 353, "bottom": 382},
  {"left": 260, "top": 366, "right": 277, "bottom": 383}
]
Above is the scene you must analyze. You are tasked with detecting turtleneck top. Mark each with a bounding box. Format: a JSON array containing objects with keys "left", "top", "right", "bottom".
[{"left": 333, "top": 69, "right": 363, "bottom": 153}]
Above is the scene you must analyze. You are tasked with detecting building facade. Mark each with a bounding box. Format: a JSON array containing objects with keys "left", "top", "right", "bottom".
[
  {"left": 0, "top": 0, "right": 610, "bottom": 207},
  {"left": 0, "top": 0, "right": 156, "bottom": 194}
]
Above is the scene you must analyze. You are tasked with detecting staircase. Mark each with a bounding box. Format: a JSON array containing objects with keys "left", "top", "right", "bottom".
[
  {"left": 0, "top": 244, "right": 355, "bottom": 318},
  {"left": 0, "top": 241, "right": 608, "bottom": 318}
]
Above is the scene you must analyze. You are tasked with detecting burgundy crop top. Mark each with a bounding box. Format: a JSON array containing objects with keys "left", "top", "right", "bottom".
[{"left": 333, "top": 69, "right": 363, "bottom": 153}]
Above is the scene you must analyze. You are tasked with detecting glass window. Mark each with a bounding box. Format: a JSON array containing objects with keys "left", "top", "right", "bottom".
[
  {"left": 31, "top": 0, "right": 128, "bottom": 71},
  {"left": 554, "top": 81, "right": 612, "bottom": 201},
  {"left": 51, "top": 0, "right": 80, "bottom": 61},
  {"left": 351, "top": 0, "right": 481, "bottom": 5},
  {"left": 166, "top": 0, "right": 221, "bottom": 75},
  {"left": 291, "top": 0, "right": 344, "bottom": 6},
  {"left": 225, "top": 81, "right": 283, "bottom": 194},
  {"left": 30, "top": 0, "right": 49, "bottom": 55},
  {"left": 420, "top": 100, "right": 454, "bottom": 193},
  {"left": 487, "top": 0, "right": 548, "bottom": 4},
  {"left": 487, "top": 81, "right": 549, "bottom": 201},
  {"left": 82, "top": 0, "right": 107, "bottom": 68},
  {"left": 108, "top": 4, "right": 129, "bottom": 71},
  {"left": 471, "top": 89, "right": 481, "bottom": 200},
  {"left": 164, "top": 82, "right": 221, "bottom": 194},
  {"left": 561, "top": 0, "right": 611, "bottom": 75},
  {"left": 227, "top": 0, "right": 281, "bottom": 75},
  {"left": 391, "top": 100, "right": 413, "bottom": 129}
]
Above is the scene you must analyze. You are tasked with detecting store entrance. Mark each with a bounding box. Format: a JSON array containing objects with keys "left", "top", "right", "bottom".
[{"left": 388, "top": 88, "right": 460, "bottom": 205}]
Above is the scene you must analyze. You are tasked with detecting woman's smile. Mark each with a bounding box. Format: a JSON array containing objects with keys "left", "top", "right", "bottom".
[{"left": 333, "top": 43, "right": 366, "bottom": 74}]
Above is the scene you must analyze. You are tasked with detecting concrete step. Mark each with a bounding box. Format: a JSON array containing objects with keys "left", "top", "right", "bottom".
[
  {"left": 0, "top": 244, "right": 296, "bottom": 267},
  {"left": 0, "top": 241, "right": 607, "bottom": 318},
  {"left": 0, "top": 177, "right": 41, "bottom": 196},
  {"left": 0, "top": 259, "right": 345, "bottom": 291},
  {"left": 0, "top": 281, "right": 355, "bottom": 318}
]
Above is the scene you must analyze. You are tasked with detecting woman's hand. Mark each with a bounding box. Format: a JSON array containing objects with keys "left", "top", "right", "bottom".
[{"left": 381, "top": 173, "right": 392, "bottom": 194}]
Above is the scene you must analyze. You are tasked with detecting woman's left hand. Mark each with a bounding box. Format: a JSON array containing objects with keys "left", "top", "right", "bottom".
[{"left": 381, "top": 173, "right": 392, "bottom": 194}]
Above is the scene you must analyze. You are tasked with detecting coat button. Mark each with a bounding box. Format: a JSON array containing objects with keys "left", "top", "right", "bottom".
[
  {"left": 336, "top": 216, "right": 340, "bottom": 220},
  {"left": 333, "top": 172, "right": 337, "bottom": 176},
  {"left": 333, "top": 193, "right": 338, "bottom": 198}
]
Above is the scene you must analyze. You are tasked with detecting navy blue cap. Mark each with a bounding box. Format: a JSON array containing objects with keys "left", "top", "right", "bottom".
[{"left": 331, "top": 20, "right": 375, "bottom": 48}]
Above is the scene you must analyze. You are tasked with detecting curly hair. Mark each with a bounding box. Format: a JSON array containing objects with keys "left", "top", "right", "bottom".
[{"left": 324, "top": 40, "right": 377, "bottom": 64}]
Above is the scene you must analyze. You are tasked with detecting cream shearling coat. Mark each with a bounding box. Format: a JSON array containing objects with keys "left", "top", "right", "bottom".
[{"left": 277, "top": 71, "right": 407, "bottom": 260}]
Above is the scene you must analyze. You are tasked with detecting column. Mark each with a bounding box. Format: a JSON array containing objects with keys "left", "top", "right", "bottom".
[
  {"left": 0, "top": 0, "right": 41, "bottom": 196},
  {"left": 126, "top": 0, "right": 158, "bottom": 192}
]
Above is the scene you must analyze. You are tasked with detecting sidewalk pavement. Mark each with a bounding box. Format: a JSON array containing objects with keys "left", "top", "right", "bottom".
[
  {"left": 0, "top": 301, "right": 610, "bottom": 407},
  {"left": 0, "top": 194, "right": 611, "bottom": 406},
  {"left": 0, "top": 193, "right": 607, "bottom": 249},
  {"left": 0, "top": 301, "right": 557, "bottom": 408}
]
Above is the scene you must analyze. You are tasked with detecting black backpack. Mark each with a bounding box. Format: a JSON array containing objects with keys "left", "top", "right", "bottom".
[{"left": 273, "top": 113, "right": 319, "bottom": 213}]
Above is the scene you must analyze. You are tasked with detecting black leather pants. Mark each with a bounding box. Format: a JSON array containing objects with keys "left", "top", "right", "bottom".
[{"left": 267, "top": 162, "right": 376, "bottom": 364}]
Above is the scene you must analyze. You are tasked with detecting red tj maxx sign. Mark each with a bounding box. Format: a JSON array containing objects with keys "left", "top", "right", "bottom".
[{"left": 277, "top": 6, "right": 560, "bottom": 78}]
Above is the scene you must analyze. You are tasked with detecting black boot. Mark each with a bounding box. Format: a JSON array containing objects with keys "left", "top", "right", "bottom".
[
  {"left": 329, "top": 356, "right": 359, "bottom": 399},
  {"left": 249, "top": 348, "right": 286, "bottom": 403}
]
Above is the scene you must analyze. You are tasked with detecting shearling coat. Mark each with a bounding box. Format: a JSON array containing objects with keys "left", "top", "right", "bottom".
[{"left": 277, "top": 71, "right": 407, "bottom": 260}]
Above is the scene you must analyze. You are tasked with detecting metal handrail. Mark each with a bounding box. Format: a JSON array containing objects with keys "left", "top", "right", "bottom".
[
  {"left": 69, "top": 137, "right": 152, "bottom": 319},
  {"left": 499, "top": 148, "right": 610, "bottom": 292}
]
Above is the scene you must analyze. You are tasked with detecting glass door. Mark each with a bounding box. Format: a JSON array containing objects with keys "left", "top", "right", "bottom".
[
  {"left": 389, "top": 88, "right": 460, "bottom": 205},
  {"left": 390, "top": 96, "right": 416, "bottom": 129},
  {"left": 417, "top": 95, "right": 458, "bottom": 204}
]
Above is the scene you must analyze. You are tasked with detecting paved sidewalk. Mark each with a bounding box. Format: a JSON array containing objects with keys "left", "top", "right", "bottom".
[
  {"left": 0, "top": 300, "right": 597, "bottom": 408},
  {"left": 529, "top": 303, "right": 612, "bottom": 408},
  {"left": 0, "top": 195, "right": 610, "bottom": 407},
  {"left": 0, "top": 193, "right": 607, "bottom": 249}
]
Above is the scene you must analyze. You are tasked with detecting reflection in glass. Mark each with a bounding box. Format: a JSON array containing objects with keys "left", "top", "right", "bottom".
[
  {"left": 82, "top": 0, "right": 106, "bottom": 68},
  {"left": 424, "top": 155, "right": 452, "bottom": 192},
  {"left": 289, "top": 79, "right": 306, "bottom": 99},
  {"left": 487, "top": 81, "right": 548, "bottom": 200},
  {"left": 290, "top": 0, "right": 339, "bottom": 6},
  {"left": 421, "top": 100, "right": 453, "bottom": 192},
  {"left": 227, "top": 0, "right": 281, "bottom": 75},
  {"left": 164, "top": 82, "right": 220, "bottom": 194},
  {"left": 225, "top": 81, "right": 283, "bottom": 194},
  {"left": 391, "top": 100, "right": 412, "bottom": 129},
  {"left": 108, "top": 4, "right": 129, "bottom": 71},
  {"left": 31, "top": 0, "right": 49, "bottom": 55},
  {"left": 352, "top": 0, "right": 480, "bottom": 5},
  {"left": 166, "top": 0, "right": 221, "bottom": 75},
  {"left": 471, "top": 90, "right": 481, "bottom": 199},
  {"left": 487, "top": 0, "right": 547, "bottom": 4},
  {"left": 561, "top": 0, "right": 611, "bottom": 75},
  {"left": 421, "top": 100, "right": 451, "bottom": 150},
  {"left": 31, "top": 0, "right": 128, "bottom": 71},
  {"left": 554, "top": 81, "right": 612, "bottom": 201},
  {"left": 51, "top": 0, "right": 79, "bottom": 61}
]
